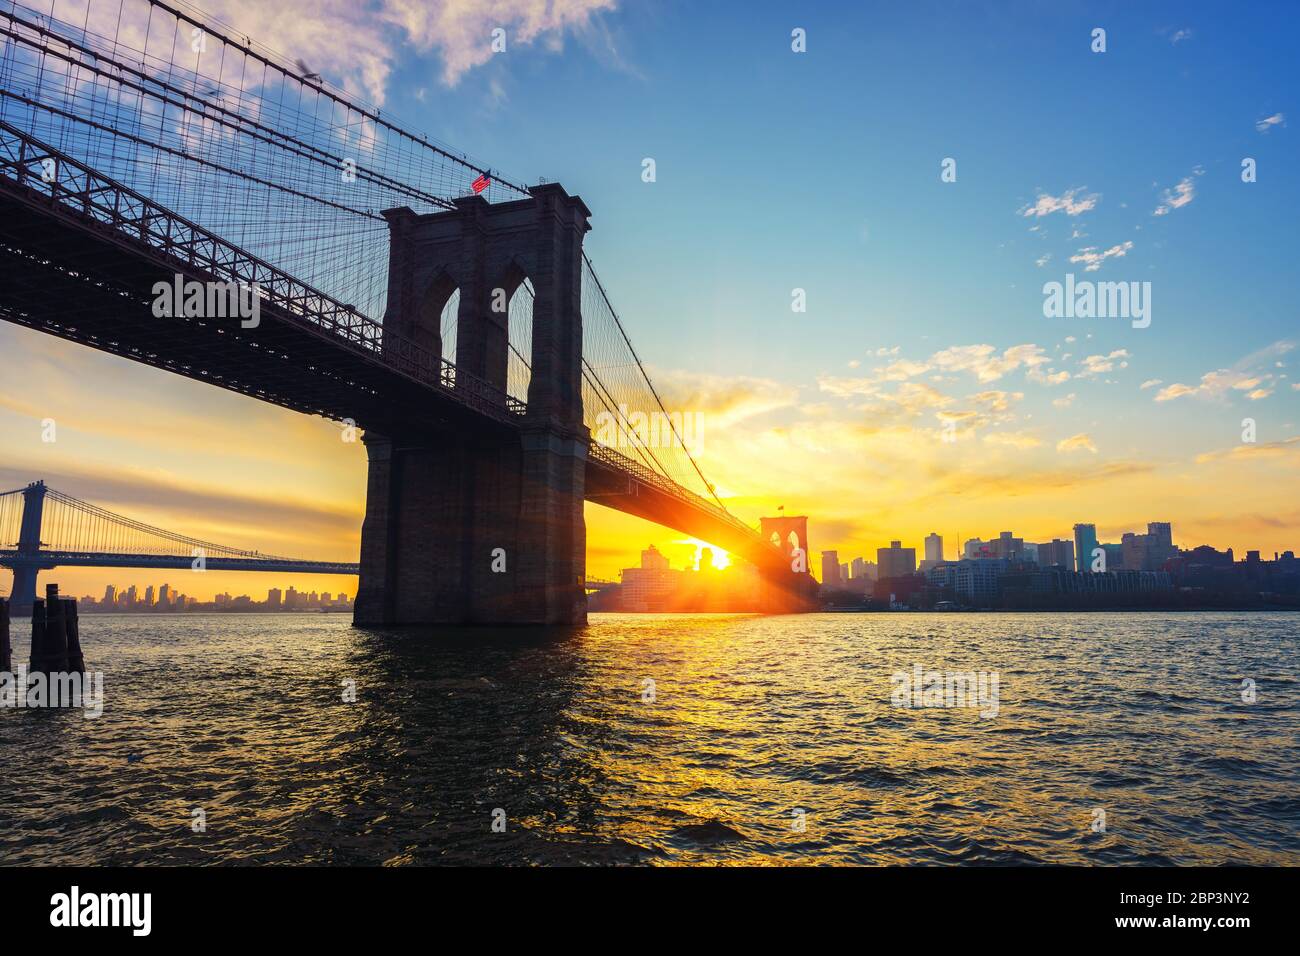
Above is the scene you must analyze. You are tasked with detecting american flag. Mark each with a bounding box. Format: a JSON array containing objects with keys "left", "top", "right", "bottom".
[{"left": 471, "top": 172, "right": 490, "bottom": 194}]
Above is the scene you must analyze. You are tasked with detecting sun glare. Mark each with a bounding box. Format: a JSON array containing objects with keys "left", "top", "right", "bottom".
[{"left": 681, "top": 538, "right": 731, "bottom": 570}]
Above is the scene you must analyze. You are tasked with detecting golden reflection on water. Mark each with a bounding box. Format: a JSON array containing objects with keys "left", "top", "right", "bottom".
[{"left": 1, "top": 611, "right": 1296, "bottom": 865}]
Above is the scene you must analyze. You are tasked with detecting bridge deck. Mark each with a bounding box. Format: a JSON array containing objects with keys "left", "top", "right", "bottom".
[{"left": 0, "top": 551, "right": 359, "bottom": 574}]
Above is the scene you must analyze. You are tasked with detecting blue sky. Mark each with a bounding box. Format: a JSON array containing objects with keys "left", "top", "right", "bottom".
[{"left": 377, "top": 1, "right": 1298, "bottom": 391}]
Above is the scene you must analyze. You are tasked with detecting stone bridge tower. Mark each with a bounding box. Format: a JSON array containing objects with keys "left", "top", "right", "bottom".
[{"left": 354, "top": 184, "right": 591, "bottom": 626}]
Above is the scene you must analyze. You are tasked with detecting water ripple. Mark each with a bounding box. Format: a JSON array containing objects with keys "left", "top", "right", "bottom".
[{"left": 1, "top": 611, "right": 1297, "bottom": 865}]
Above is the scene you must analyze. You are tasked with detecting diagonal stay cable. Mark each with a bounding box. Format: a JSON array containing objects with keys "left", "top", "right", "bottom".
[{"left": 581, "top": 252, "right": 727, "bottom": 510}]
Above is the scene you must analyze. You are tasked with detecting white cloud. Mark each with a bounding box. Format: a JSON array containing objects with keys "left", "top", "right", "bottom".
[
  {"left": 1057, "top": 433, "right": 1097, "bottom": 454},
  {"left": 197, "top": 0, "right": 619, "bottom": 101},
  {"left": 1256, "top": 112, "right": 1286, "bottom": 133},
  {"left": 1029, "top": 367, "right": 1071, "bottom": 385},
  {"left": 1153, "top": 169, "right": 1203, "bottom": 216},
  {"left": 380, "top": 0, "right": 618, "bottom": 85},
  {"left": 1170, "top": 28, "right": 1192, "bottom": 44},
  {"left": 1155, "top": 341, "right": 1296, "bottom": 402},
  {"left": 648, "top": 367, "right": 799, "bottom": 426},
  {"left": 1069, "top": 241, "right": 1134, "bottom": 271},
  {"left": 1052, "top": 393, "right": 1076, "bottom": 408},
  {"left": 1079, "top": 349, "right": 1130, "bottom": 377},
  {"left": 930, "top": 344, "right": 1052, "bottom": 383},
  {"left": 1020, "top": 188, "right": 1099, "bottom": 218},
  {"left": 1140, "top": 378, "right": 1163, "bottom": 390}
]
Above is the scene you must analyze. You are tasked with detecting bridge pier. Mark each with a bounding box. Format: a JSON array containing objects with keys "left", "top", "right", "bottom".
[
  {"left": 5, "top": 481, "right": 50, "bottom": 615},
  {"left": 355, "top": 183, "right": 591, "bottom": 626},
  {"left": 8, "top": 564, "right": 42, "bottom": 616},
  {"left": 354, "top": 428, "right": 587, "bottom": 626}
]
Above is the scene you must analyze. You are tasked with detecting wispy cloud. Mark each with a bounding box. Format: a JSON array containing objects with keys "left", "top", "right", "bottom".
[
  {"left": 1069, "top": 241, "right": 1134, "bottom": 271},
  {"left": 1195, "top": 436, "right": 1300, "bottom": 465},
  {"left": 199, "top": 0, "right": 621, "bottom": 100},
  {"left": 1155, "top": 341, "right": 1295, "bottom": 402},
  {"left": 379, "top": 0, "right": 619, "bottom": 85},
  {"left": 1256, "top": 112, "right": 1286, "bottom": 133},
  {"left": 821, "top": 343, "right": 1058, "bottom": 395},
  {"left": 648, "top": 367, "right": 799, "bottom": 427},
  {"left": 1019, "top": 188, "right": 1099, "bottom": 218},
  {"left": 1079, "top": 349, "right": 1130, "bottom": 377},
  {"left": 1153, "top": 167, "right": 1203, "bottom": 216},
  {"left": 931, "top": 344, "right": 1053, "bottom": 383},
  {"left": 1169, "top": 28, "right": 1193, "bottom": 44},
  {"left": 984, "top": 430, "right": 1042, "bottom": 449},
  {"left": 1057, "top": 433, "right": 1098, "bottom": 454}
]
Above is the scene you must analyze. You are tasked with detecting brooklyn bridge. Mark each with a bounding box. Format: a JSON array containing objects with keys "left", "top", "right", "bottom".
[{"left": 0, "top": 0, "right": 814, "bottom": 623}]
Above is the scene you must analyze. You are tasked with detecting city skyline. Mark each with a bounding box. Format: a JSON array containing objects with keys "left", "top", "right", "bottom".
[
  {"left": 593, "top": 515, "right": 1288, "bottom": 585},
  {"left": 72, "top": 582, "right": 352, "bottom": 612},
  {"left": 585, "top": 512, "right": 1300, "bottom": 613},
  {"left": 3, "top": 474, "right": 1297, "bottom": 602}
]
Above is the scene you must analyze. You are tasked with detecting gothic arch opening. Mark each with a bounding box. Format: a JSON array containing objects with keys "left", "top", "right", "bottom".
[
  {"left": 500, "top": 264, "right": 533, "bottom": 407},
  {"left": 415, "top": 270, "right": 459, "bottom": 383}
]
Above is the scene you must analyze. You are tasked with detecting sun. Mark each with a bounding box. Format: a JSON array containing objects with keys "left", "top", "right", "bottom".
[{"left": 679, "top": 538, "right": 731, "bottom": 570}]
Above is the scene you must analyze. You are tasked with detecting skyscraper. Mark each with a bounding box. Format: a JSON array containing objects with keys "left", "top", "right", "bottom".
[
  {"left": 1037, "top": 539, "right": 1076, "bottom": 569},
  {"left": 924, "top": 533, "right": 944, "bottom": 565},
  {"left": 1147, "top": 522, "right": 1176, "bottom": 567},
  {"left": 989, "top": 531, "right": 1025, "bottom": 561},
  {"left": 1073, "top": 523, "right": 1099, "bottom": 572},
  {"left": 877, "top": 541, "right": 917, "bottom": 579},
  {"left": 821, "top": 550, "right": 842, "bottom": 588}
]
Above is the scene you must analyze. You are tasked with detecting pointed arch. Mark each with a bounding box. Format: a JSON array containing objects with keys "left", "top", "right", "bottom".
[
  {"left": 499, "top": 260, "right": 533, "bottom": 406},
  {"left": 415, "top": 269, "right": 459, "bottom": 380}
]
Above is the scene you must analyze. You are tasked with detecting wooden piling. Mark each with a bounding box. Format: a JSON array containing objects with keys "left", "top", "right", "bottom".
[
  {"left": 0, "top": 597, "right": 10, "bottom": 673},
  {"left": 37, "top": 584, "right": 69, "bottom": 673},
  {"left": 28, "top": 597, "right": 45, "bottom": 672},
  {"left": 65, "top": 599, "right": 85, "bottom": 672}
]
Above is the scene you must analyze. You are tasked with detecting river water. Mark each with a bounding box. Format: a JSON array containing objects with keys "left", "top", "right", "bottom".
[{"left": 1, "top": 611, "right": 1296, "bottom": 865}]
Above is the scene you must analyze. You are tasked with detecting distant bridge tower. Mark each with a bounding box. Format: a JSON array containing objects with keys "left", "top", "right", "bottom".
[
  {"left": 758, "top": 514, "right": 817, "bottom": 611},
  {"left": 760, "top": 514, "right": 809, "bottom": 566},
  {"left": 355, "top": 184, "right": 592, "bottom": 625},
  {"left": 9, "top": 481, "right": 51, "bottom": 614}
]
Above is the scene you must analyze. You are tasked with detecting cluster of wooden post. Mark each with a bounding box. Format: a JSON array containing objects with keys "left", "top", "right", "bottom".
[
  {"left": 1, "top": 596, "right": 10, "bottom": 673},
  {"left": 29, "top": 583, "right": 85, "bottom": 673}
]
